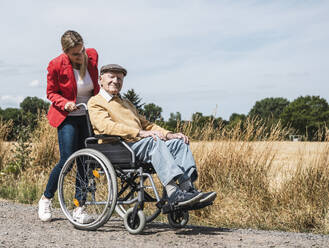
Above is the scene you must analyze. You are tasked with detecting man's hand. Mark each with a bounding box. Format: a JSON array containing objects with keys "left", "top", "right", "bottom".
[
  {"left": 64, "top": 101, "right": 77, "bottom": 112},
  {"left": 166, "top": 132, "right": 189, "bottom": 144},
  {"left": 138, "top": 130, "right": 166, "bottom": 140}
]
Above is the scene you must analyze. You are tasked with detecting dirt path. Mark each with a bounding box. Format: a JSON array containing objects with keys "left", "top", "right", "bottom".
[{"left": 1, "top": 199, "right": 329, "bottom": 248}]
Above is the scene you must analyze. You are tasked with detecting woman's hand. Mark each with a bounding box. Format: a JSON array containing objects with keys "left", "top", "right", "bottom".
[
  {"left": 64, "top": 101, "right": 77, "bottom": 112},
  {"left": 138, "top": 130, "right": 166, "bottom": 141},
  {"left": 166, "top": 132, "right": 189, "bottom": 144}
]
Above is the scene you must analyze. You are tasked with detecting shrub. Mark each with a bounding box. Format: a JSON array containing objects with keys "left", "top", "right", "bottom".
[{"left": 0, "top": 119, "right": 12, "bottom": 171}]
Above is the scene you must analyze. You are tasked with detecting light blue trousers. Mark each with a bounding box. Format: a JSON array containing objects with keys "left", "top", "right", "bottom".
[{"left": 128, "top": 137, "right": 198, "bottom": 186}]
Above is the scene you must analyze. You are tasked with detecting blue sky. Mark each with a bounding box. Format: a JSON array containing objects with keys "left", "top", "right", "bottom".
[{"left": 1, "top": 0, "right": 328, "bottom": 120}]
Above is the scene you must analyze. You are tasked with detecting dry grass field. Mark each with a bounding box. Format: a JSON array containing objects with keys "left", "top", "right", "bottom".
[
  {"left": 266, "top": 141, "right": 329, "bottom": 189},
  {"left": 1, "top": 117, "right": 329, "bottom": 233},
  {"left": 193, "top": 141, "right": 328, "bottom": 190},
  {"left": 189, "top": 140, "right": 329, "bottom": 233}
]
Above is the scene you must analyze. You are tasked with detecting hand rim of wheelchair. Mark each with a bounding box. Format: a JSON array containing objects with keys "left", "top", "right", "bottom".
[{"left": 58, "top": 148, "right": 118, "bottom": 230}]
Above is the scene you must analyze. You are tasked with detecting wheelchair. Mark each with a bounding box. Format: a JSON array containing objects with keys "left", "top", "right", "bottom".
[{"left": 57, "top": 103, "right": 211, "bottom": 234}]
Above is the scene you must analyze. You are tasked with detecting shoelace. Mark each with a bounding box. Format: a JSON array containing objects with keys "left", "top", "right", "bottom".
[
  {"left": 175, "top": 190, "right": 187, "bottom": 201},
  {"left": 43, "top": 202, "right": 52, "bottom": 213}
]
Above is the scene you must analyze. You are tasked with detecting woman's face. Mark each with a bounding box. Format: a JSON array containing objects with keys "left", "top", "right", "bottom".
[{"left": 65, "top": 44, "right": 85, "bottom": 65}]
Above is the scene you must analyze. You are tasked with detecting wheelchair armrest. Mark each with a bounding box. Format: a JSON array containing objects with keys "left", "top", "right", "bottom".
[
  {"left": 94, "top": 134, "right": 123, "bottom": 140},
  {"left": 85, "top": 136, "right": 122, "bottom": 144}
]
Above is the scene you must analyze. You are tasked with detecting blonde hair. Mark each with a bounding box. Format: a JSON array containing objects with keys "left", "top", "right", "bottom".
[{"left": 61, "top": 30, "right": 88, "bottom": 78}]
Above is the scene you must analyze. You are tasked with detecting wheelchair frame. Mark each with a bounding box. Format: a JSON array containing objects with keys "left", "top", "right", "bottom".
[{"left": 57, "top": 103, "right": 199, "bottom": 234}]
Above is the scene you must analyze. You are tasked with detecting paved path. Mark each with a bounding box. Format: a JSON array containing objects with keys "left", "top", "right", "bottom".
[{"left": 1, "top": 199, "right": 329, "bottom": 247}]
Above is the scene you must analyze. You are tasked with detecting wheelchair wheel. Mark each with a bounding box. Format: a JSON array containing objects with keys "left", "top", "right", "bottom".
[
  {"left": 58, "top": 148, "right": 117, "bottom": 230},
  {"left": 123, "top": 207, "right": 146, "bottom": 234},
  {"left": 167, "top": 210, "right": 189, "bottom": 228}
]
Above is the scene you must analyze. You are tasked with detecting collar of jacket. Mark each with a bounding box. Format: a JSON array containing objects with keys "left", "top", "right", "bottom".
[
  {"left": 60, "top": 54, "right": 77, "bottom": 96},
  {"left": 100, "top": 88, "right": 122, "bottom": 102}
]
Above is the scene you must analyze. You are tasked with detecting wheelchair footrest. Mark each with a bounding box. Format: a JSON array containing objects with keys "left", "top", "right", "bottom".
[{"left": 161, "top": 201, "right": 213, "bottom": 214}]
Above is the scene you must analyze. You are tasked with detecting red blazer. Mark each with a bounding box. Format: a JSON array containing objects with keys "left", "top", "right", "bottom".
[{"left": 46, "top": 48, "right": 100, "bottom": 127}]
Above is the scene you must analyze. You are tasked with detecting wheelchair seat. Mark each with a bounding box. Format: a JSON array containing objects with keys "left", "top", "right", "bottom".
[
  {"left": 85, "top": 138, "right": 134, "bottom": 169},
  {"left": 85, "top": 138, "right": 155, "bottom": 173},
  {"left": 82, "top": 104, "right": 151, "bottom": 170}
]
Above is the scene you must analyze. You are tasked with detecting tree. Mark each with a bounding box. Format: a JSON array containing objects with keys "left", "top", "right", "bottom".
[
  {"left": 249, "top": 97, "right": 290, "bottom": 121},
  {"left": 0, "top": 97, "right": 50, "bottom": 140},
  {"left": 192, "top": 112, "right": 214, "bottom": 128},
  {"left": 20, "top": 96, "right": 50, "bottom": 115},
  {"left": 123, "top": 89, "right": 144, "bottom": 112},
  {"left": 143, "top": 103, "right": 162, "bottom": 122},
  {"left": 228, "top": 113, "right": 246, "bottom": 128},
  {"left": 1, "top": 108, "right": 21, "bottom": 121},
  {"left": 0, "top": 108, "right": 24, "bottom": 140},
  {"left": 166, "top": 112, "right": 182, "bottom": 131},
  {"left": 191, "top": 112, "right": 226, "bottom": 129},
  {"left": 281, "top": 95, "right": 329, "bottom": 140},
  {"left": 229, "top": 113, "right": 246, "bottom": 122},
  {"left": 192, "top": 112, "right": 205, "bottom": 123}
]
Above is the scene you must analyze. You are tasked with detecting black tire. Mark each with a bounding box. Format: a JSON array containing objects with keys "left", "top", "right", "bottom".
[
  {"left": 58, "top": 148, "right": 117, "bottom": 230},
  {"left": 123, "top": 207, "right": 146, "bottom": 234},
  {"left": 167, "top": 210, "right": 189, "bottom": 228}
]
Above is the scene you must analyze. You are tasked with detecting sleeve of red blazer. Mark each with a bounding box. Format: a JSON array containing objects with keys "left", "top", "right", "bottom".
[{"left": 46, "top": 60, "right": 69, "bottom": 111}]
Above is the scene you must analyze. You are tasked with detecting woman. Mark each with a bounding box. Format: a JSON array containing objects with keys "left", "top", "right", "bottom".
[{"left": 38, "top": 30, "right": 100, "bottom": 223}]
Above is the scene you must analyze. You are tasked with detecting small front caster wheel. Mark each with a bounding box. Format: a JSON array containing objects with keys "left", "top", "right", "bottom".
[
  {"left": 167, "top": 210, "right": 189, "bottom": 228},
  {"left": 123, "top": 207, "right": 146, "bottom": 234}
]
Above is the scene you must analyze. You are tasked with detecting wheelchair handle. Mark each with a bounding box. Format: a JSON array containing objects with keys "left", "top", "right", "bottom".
[
  {"left": 76, "top": 103, "right": 88, "bottom": 110},
  {"left": 75, "top": 103, "right": 93, "bottom": 137}
]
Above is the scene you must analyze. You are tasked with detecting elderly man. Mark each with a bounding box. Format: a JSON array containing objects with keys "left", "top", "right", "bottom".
[{"left": 87, "top": 64, "right": 216, "bottom": 208}]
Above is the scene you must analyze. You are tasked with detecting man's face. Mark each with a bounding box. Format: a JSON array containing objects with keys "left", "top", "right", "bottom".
[{"left": 100, "top": 71, "right": 124, "bottom": 95}]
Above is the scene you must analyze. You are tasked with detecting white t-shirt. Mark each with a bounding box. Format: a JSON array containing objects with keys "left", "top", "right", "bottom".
[{"left": 68, "top": 69, "right": 94, "bottom": 116}]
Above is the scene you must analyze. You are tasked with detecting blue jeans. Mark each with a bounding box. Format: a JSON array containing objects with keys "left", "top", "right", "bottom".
[
  {"left": 44, "top": 115, "right": 89, "bottom": 200},
  {"left": 128, "top": 137, "right": 198, "bottom": 186}
]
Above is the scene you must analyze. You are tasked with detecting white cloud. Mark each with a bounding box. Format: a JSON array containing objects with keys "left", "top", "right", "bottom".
[
  {"left": 0, "top": 95, "right": 24, "bottom": 108},
  {"left": 29, "top": 80, "right": 41, "bottom": 88},
  {"left": 0, "top": 0, "right": 329, "bottom": 119}
]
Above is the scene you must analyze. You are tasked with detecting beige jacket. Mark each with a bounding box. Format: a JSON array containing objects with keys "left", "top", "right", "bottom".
[{"left": 87, "top": 93, "right": 170, "bottom": 142}]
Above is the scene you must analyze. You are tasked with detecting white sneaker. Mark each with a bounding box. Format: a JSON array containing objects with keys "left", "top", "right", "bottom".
[
  {"left": 38, "top": 195, "right": 52, "bottom": 222},
  {"left": 72, "top": 206, "right": 93, "bottom": 224}
]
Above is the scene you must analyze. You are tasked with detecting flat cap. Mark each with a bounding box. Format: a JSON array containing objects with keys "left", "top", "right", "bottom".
[{"left": 100, "top": 64, "right": 127, "bottom": 76}]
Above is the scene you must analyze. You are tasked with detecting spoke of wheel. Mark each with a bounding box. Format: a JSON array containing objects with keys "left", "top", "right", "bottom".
[{"left": 62, "top": 155, "right": 111, "bottom": 220}]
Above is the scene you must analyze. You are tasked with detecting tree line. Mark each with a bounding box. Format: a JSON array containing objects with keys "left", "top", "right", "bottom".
[
  {"left": 124, "top": 90, "right": 329, "bottom": 141},
  {"left": 1, "top": 91, "right": 329, "bottom": 141}
]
